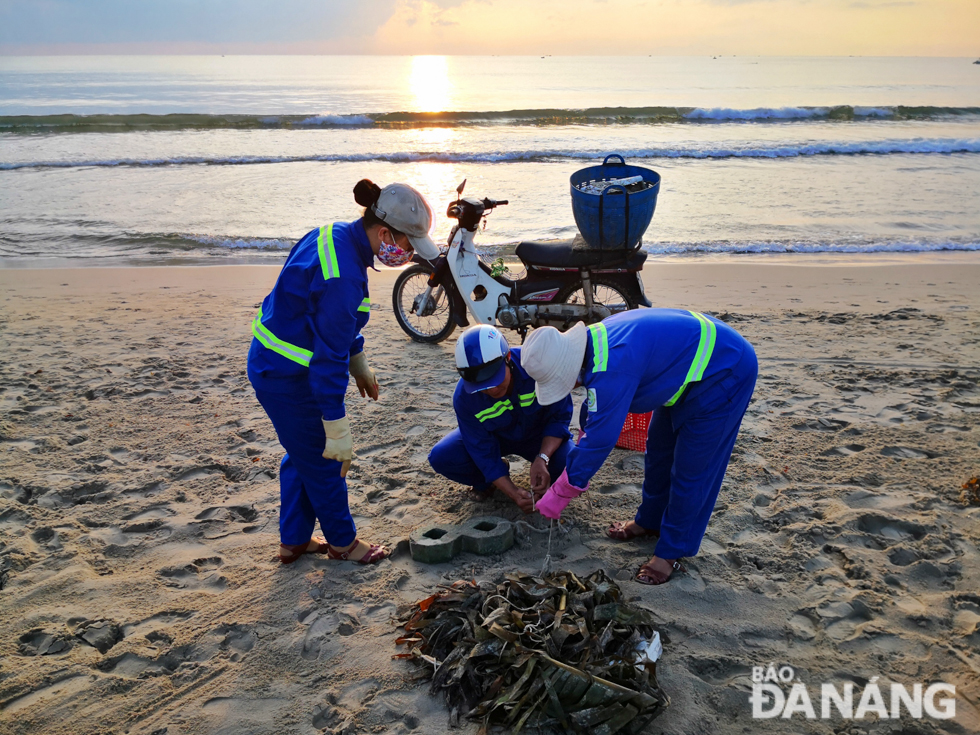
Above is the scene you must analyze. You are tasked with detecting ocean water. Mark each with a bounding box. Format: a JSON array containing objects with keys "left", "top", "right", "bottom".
[{"left": 1, "top": 55, "right": 979, "bottom": 266}]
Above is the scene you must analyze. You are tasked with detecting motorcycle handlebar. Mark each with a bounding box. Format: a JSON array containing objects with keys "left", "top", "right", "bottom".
[{"left": 484, "top": 198, "right": 508, "bottom": 208}]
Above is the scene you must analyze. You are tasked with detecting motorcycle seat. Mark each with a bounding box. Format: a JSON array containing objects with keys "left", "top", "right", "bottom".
[{"left": 516, "top": 239, "right": 647, "bottom": 270}]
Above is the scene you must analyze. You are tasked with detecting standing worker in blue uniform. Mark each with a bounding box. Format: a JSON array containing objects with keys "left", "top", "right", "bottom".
[
  {"left": 429, "top": 325, "right": 574, "bottom": 513},
  {"left": 248, "top": 179, "right": 440, "bottom": 564},
  {"left": 521, "top": 309, "right": 758, "bottom": 585}
]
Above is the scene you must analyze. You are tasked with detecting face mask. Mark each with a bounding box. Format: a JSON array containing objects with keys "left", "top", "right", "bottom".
[{"left": 377, "top": 236, "right": 412, "bottom": 267}]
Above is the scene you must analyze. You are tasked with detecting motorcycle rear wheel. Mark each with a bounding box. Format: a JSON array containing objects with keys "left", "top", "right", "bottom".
[
  {"left": 555, "top": 276, "right": 638, "bottom": 317},
  {"left": 392, "top": 264, "right": 458, "bottom": 343}
]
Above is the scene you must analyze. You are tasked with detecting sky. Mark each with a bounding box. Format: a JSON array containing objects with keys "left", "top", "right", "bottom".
[{"left": 0, "top": 0, "right": 977, "bottom": 56}]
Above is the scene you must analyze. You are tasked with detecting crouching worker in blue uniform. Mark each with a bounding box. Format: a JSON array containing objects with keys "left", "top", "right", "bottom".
[
  {"left": 248, "top": 179, "right": 440, "bottom": 565},
  {"left": 522, "top": 309, "right": 758, "bottom": 585},
  {"left": 428, "top": 325, "right": 574, "bottom": 513}
]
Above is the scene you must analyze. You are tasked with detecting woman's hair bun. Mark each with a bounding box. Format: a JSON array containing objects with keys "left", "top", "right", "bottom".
[{"left": 353, "top": 179, "right": 382, "bottom": 208}]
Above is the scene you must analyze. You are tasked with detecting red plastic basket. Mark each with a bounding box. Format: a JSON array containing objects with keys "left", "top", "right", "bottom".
[{"left": 616, "top": 412, "right": 652, "bottom": 452}]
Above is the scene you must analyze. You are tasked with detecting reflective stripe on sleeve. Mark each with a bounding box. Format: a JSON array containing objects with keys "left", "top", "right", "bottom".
[
  {"left": 358, "top": 297, "right": 371, "bottom": 313},
  {"left": 518, "top": 391, "right": 535, "bottom": 407},
  {"left": 317, "top": 223, "right": 341, "bottom": 281},
  {"left": 251, "top": 306, "right": 313, "bottom": 367},
  {"left": 588, "top": 323, "right": 608, "bottom": 373},
  {"left": 475, "top": 399, "right": 513, "bottom": 423},
  {"left": 664, "top": 311, "right": 717, "bottom": 407}
]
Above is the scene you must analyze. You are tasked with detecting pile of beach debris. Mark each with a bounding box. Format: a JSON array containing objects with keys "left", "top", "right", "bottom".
[
  {"left": 961, "top": 476, "right": 980, "bottom": 506},
  {"left": 395, "top": 569, "right": 669, "bottom": 734}
]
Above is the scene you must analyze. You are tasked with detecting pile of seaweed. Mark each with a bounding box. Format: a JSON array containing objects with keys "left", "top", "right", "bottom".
[{"left": 395, "top": 570, "right": 669, "bottom": 734}]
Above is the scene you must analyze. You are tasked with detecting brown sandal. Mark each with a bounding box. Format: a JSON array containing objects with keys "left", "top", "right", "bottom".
[
  {"left": 278, "top": 537, "right": 329, "bottom": 564},
  {"left": 636, "top": 559, "right": 686, "bottom": 585},
  {"left": 606, "top": 521, "right": 658, "bottom": 541},
  {"left": 326, "top": 538, "right": 389, "bottom": 565}
]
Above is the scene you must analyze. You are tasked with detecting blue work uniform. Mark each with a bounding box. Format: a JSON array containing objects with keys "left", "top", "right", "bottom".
[
  {"left": 567, "top": 309, "right": 758, "bottom": 559},
  {"left": 247, "top": 220, "right": 373, "bottom": 547},
  {"left": 429, "top": 348, "right": 574, "bottom": 492}
]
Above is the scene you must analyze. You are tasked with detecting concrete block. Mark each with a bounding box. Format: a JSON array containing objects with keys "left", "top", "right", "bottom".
[
  {"left": 460, "top": 516, "right": 514, "bottom": 556},
  {"left": 409, "top": 516, "right": 514, "bottom": 563}
]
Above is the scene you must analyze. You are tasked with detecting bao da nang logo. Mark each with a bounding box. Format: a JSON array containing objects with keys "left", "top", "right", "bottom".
[{"left": 750, "top": 664, "right": 956, "bottom": 720}]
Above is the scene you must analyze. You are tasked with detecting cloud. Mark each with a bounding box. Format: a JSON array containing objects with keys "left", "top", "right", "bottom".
[
  {"left": 849, "top": 0, "right": 918, "bottom": 6},
  {"left": 0, "top": 0, "right": 400, "bottom": 47}
]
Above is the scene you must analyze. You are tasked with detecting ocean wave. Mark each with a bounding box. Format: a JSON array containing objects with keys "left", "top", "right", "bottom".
[
  {"left": 4, "top": 138, "right": 979, "bottom": 170},
  {"left": 2, "top": 105, "right": 979, "bottom": 134},
  {"left": 641, "top": 239, "right": 980, "bottom": 255},
  {"left": 683, "top": 106, "right": 902, "bottom": 121},
  {"left": 185, "top": 234, "right": 294, "bottom": 250}
]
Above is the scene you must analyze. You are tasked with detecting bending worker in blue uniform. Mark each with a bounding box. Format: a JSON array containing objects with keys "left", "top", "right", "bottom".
[
  {"left": 522, "top": 309, "right": 758, "bottom": 585},
  {"left": 429, "top": 325, "right": 574, "bottom": 513},
  {"left": 248, "top": 179, "right": 440, "bottom": 564}
]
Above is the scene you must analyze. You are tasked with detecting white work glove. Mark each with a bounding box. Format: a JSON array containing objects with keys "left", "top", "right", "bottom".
[
  {"left": 322, "top": 416, "right": 352, "bottom": 477},
  {"left": 349, "top": 352, "right": 379, "bottom": 401}
]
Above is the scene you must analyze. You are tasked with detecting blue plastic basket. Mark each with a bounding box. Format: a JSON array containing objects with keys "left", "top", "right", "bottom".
[{"left": 570, "top": 154, "right": 661, "bottom": 251}]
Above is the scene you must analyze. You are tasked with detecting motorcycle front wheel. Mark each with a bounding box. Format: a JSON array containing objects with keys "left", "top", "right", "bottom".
[
  {"left": 555, "top": 276, "right": 638, "bottom": 317},
  {"left": 392, "top": 264, "right": 458, "bottom": 343}
]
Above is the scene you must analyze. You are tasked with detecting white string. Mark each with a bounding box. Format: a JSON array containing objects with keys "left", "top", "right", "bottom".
[{"left": 539, "top": 519, "right": 554, "bottom": 576}]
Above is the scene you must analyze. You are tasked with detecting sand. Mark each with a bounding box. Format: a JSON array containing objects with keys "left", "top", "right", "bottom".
[{"left": 1, "top": 260, "right": 979, "bottom": 735}]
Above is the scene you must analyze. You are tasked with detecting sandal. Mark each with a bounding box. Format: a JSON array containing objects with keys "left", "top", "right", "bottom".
[
  {"left": 278, "top": 537, "right": 329, "bottom": 564},
  {"left": 326, "top": 538, "right": 389, "bottom": 565},
  {"left": 636, "top": 559, "right": 686, "bottom": 586},
  {"left": 606, "top": 521, "right": 658, "bottom": 541}
]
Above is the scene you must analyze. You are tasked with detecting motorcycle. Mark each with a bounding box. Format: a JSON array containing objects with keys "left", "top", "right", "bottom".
[{"left": 392, "top": 178, "right": 652, "bottom": 343}]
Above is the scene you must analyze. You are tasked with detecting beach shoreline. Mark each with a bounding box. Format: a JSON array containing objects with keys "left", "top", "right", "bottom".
[
  {"left": 2, "top": 249, "right": 980, "bottom": 272},
  {"left": 1, "top": 261, "right": 979, "bottom": 734}
]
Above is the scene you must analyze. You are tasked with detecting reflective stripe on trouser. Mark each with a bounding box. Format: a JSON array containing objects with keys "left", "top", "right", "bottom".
[
  {"left": 635, "top": 344, "right": 758, "bottom": 559},
  {"left": 428, "top": 430, "right": 570, "bottom": 492},
  {"left": 253, "top": 386, "right": 356, "bottom": 547},
  {"left": 664, "top": 311, "right": 717, "bottom": 407}
]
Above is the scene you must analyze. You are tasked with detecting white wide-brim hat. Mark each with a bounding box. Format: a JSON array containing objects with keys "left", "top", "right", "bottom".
[{"left": 521, "top": 322, "right": 589, "bottom": 406}]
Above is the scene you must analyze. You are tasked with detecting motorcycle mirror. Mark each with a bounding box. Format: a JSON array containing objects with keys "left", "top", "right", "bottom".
[{"left": 456, "top": 179, "right": 466, "bottom": 199}]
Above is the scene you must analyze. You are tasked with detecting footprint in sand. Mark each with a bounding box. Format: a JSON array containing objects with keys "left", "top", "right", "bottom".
[
  {"left": 925, "top": 423, "right": 970, "bottom": 433},
  {"left": 158, "top": 556, "right": 227, "bottom": 591},
  {"left": 821, "top": 444, "right": 866, "bottom": 456},
  {"left": 18, "top": 628, "right": 74, "bottom": 656},
  {"left": 880, "top": 446, "right": 940, "bottom": 459},
  {"left": 853, "top": 513, "right": 928, "bottom": 542},
  {"left": 684, "top": 656, "right": 756, "bottom": 688},
  {"left": 74, "top": 619, "right": 123, "bottom": 653},
  {"left": 175, "top": 463, "right": 247, "bottom": 483},
  {"left": 952, "top": 595, "right": 980, "bottom": 641},
  {"left": 201, "top": 622, "right": 258, "bottom": 662},
  {"left": 191, "top": 505, "right": 260, "bottom": 538},
  {"left": 300, "top": 611, "right": 360, "bottom": 660},
  {"left": 121, "top": 610, "right": 194, "bottom": 640},
  {"left": 815, "top": 596, "right": 874, "bottom": 640},
  {"left": 30, "top": 526, "right": 62, "bottom": 549},
  {"left": 200, "top": 697, "right": 288, "bottom": 731},
  {"left": 791, "top": 417, "right": 849, "bottom": 432}
]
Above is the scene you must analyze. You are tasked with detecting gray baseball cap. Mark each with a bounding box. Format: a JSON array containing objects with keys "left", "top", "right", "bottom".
[{"left": 372, "top": 183, "right": 440, "bottom": 260}]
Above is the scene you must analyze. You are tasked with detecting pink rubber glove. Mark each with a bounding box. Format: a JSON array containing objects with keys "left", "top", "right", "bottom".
[{"left": 536, "top": 470, "right": 587, "bottom": 520}]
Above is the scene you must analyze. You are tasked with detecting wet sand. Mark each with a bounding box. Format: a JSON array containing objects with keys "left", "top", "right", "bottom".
[{"left": 1, "top": 260, "right": 979, "bottom": 734}]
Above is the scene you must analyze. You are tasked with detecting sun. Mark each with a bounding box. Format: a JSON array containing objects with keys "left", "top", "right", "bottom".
[{"left": 409, "top": 55, "right": 451, "bottom": 113}]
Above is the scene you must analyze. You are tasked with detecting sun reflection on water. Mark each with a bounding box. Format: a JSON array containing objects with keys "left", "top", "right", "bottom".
[{"left": 405, "top": 161, "right": 464, "bottom": 243}]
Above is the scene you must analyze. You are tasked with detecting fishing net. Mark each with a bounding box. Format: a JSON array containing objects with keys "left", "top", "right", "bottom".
[{"left": 395, "top": 569, "right": 669, "bottom": 734}]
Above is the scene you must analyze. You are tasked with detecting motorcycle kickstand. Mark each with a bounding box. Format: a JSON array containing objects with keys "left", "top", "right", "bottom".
[{"left": 517, "top": 325, "right": 529, "bottom": 344}]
